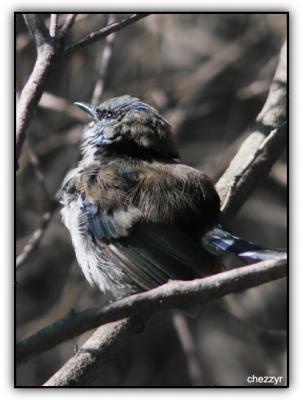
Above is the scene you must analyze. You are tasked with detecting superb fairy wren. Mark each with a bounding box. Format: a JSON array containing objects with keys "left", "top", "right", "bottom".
[{"left": 58, "top": 96, "right": 282, "bottom": 300}]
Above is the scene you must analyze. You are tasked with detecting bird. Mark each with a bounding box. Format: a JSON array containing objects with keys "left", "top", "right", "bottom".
[{"left": 58, "top": 95, "right": 282, "bottom": 300}]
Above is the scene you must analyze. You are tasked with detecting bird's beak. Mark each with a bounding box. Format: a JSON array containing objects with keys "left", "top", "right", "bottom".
[{"left": 73, "top": 102, "right": 100, "bottom": 120}]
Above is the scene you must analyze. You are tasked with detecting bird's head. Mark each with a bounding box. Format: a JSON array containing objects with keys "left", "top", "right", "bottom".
[{"left": 75, "top": 95, "right": 179, "bottom": 160}]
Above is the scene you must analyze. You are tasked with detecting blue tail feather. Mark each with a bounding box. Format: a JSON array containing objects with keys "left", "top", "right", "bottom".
[{"left": 202, "top": 226, "right": 284, "bottom": 263}]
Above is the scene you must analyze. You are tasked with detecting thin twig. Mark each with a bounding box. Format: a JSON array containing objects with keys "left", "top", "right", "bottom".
[
  {"left": 64, "top": 13, "right": 151, "bottom": 55},
  {"left": 16, "top": 255, "right": 287, "bottom": 365}
]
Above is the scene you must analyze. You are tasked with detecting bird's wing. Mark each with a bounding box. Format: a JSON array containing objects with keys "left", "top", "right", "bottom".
[{"left": 75, "top": 161, "right": 220, "bottom": 290}]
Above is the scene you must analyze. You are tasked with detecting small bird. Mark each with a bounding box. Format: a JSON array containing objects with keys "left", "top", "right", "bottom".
[{"left": 58, "top": 95, "right": 282, "bottom": 300}]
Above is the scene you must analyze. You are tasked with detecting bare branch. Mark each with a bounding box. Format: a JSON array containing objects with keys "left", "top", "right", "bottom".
[
  {"left": 59, "top": 14, "right": 78, "bottom": 37},
  {"left": 16, "top": 255, "right": 286, "bottom": 365},
  {"left": 23, "top": 14, "right": 50, "bottom": 48},
  {"left": 216, "top": 42, "right": 287, "bottom": 220},
  {"left": 16, "top": 16, "right": 56, "bottom": 167},
  {"left": 43, "top": 318, "right": 141, "bottom": 386},
  {"left": 49, "top": 14, "right": 59, "bottom": 38},
  {"left": 64, "top": 13, "right": 151, "bottom": 55}
]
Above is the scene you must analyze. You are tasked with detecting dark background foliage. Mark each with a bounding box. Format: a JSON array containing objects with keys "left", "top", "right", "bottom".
[{"left": 16, "top": 13, "right": 287, "bottom": 386}]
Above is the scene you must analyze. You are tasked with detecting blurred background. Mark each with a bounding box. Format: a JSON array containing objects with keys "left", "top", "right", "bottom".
[{"left": 16, "top": 13, "right": 287, "bottom": 386}]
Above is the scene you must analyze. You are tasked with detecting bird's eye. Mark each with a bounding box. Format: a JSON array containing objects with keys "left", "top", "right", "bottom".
[{"left": 107, "top": 111, "right": 113, "bottom": 119}]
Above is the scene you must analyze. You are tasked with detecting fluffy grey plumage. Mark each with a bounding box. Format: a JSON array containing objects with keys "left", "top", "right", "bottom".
[{"left": 59, "top": 96, "right": 221, "bottom": 299}]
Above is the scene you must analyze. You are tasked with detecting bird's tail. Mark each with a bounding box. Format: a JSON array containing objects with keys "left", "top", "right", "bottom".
[{"left": 202, "top": 225, "right": 285, "bottom": 263}]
